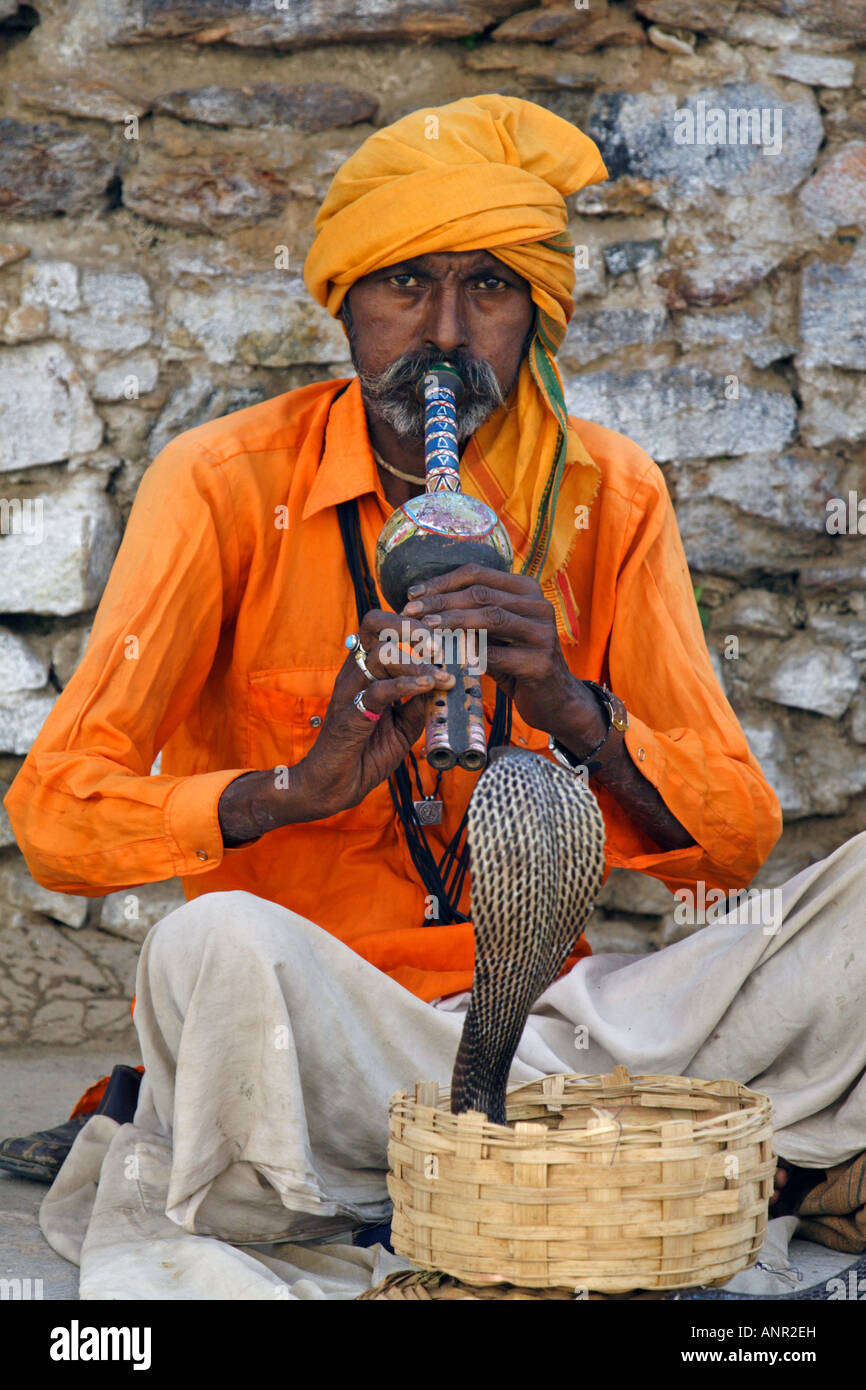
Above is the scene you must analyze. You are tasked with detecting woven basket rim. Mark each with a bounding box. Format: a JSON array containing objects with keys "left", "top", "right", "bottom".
[{"left": 390, "top": 1071, "right": 773, "bottom": 1147}]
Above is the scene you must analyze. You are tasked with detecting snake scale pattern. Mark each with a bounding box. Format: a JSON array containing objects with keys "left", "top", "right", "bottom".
[{"left": 450, "top": 746, "right": 606, "bottom": 1125}]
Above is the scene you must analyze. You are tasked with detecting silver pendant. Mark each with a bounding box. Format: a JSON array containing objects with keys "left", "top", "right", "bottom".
[{"left": 413, "top": 798, "right": 443, "bottom": 826}]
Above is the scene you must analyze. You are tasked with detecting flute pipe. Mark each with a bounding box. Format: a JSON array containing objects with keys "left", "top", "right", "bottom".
[
  {"left": 424, "top": 656, "right": 486, "bottom": 772},
  {"left": 417, "top": 367, "right": 490, "bottom": 772}
]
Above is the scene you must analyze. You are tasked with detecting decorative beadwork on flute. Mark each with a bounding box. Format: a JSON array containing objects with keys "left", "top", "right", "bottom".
[{"left": 422, "top": 367, "right": 462, "bottom": 493}]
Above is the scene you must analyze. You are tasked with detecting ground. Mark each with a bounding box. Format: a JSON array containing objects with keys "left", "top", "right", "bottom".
[{"left": 0, "top": 1045, "right": 856, "bottom": 1300}]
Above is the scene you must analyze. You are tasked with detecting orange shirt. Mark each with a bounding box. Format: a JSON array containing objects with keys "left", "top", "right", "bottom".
[{"left": 4, "top": 377, "right": 782, "bottom": 1002}]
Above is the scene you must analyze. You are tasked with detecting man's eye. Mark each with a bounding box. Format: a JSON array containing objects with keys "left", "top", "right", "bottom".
[
  {"left": 474, "top": 276, "right": 506, "bottom": 290},
  {"left": 389, "top": 273, "right": 420, "bottom": 288}
]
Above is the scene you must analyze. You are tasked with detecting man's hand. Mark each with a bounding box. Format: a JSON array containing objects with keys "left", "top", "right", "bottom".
[
  {"left": 400, "top": 563, "right": 604, "bottom": 752},
  {"left": 219, "top": 612, "right": 452, "bottom": 845},
  {"left": 292, "top": 610, "right": 453, "bottom": 819},
  {"left": 399, "top": 562, "right": 695, "bottom": 852}
]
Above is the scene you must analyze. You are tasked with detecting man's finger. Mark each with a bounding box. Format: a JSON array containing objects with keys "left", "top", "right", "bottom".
[
  {"left": 406, "top": 606, "right": 544, "bottom": 646},
  {"left": 482, "top": 643, "right": 542, "bottom": 678},
  {"left": 404, "top": 563, "right": 539, "bottom": 600},
  {"left": 403, "top": 589, "right": 549, "bottom": 624},
  {"left": 348, "top": 672, "right": 436, "bottom": 720},
  {"left": 357, "top": 615, "right": 448, "bottom": 680}
]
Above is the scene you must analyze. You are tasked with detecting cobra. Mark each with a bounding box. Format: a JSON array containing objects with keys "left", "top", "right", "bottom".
[{"left": 450, "top": 745, "right": 606, "bottom": 1124}]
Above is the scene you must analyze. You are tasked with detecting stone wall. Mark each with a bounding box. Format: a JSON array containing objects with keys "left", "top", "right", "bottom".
[{"left": 0, "top": 0, "right": 864, "bottom": 1043}]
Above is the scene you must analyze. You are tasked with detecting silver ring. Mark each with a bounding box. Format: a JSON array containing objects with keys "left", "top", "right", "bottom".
[
  {"left": 345, "top": 631, "right": 375, "bottom": 682},
  {"left": 353, "top": 689, "right": 380, "bottom": 721},
  {"left": 353, "top": 643, "right": 375, "bottom": 683}
]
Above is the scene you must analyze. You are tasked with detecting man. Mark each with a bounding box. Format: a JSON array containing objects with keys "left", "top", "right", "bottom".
[{"left": 3, "top": 97, "right": 864, "bottom": 1292}]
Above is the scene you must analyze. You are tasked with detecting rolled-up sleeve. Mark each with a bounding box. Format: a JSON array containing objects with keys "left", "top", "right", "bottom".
[
  {"left": 3, "top": 437, "right": 253, "bottom": 895},
  {"left": 596, "top": 459, "right": 783, "bottom": 892}
]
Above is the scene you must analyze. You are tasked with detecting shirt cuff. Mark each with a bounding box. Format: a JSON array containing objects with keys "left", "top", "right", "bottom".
[
  {"left": 164, "top": 768, "right": 255, "bottom": 876},
  {"left": 622, "top": 712, "right": 663, "bottom": 791},
  {"left": 613, "top": 713, "right": 754, "bottom": 883}
]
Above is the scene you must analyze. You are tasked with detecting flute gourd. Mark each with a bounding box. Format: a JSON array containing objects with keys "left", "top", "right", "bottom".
[{"left": 375, "top": 364, "right": 513, "bottom": 772}]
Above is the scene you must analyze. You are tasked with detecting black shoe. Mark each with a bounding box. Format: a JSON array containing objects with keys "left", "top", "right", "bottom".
[
  {"left": 0, "top": 1064, "right": 143, "bottom": 1184},
  {"left": 96, "top": 1064, "right": 143, "bottom": 1124},
  {"left": 352, "top": 1221, "right": 394, "bottom": 1252}
]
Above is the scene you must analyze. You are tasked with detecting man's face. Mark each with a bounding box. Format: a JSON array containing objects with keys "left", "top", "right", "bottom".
[{"left": 342, "top": 250, "right": 535, "bottom": 444}]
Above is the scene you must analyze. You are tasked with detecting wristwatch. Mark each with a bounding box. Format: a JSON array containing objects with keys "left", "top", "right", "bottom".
[{"left": 548, "top": 681, "right": 629, "bottom": 777}]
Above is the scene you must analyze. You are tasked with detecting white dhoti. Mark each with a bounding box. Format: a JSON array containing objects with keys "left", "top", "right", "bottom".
[{"left": 40, "top": 829, "right": 866, "bottom": 1299}]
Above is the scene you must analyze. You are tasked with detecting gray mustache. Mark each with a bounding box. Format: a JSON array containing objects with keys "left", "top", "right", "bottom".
[{"left": 357, "top": 351, "right": 505, "bottom": 444}]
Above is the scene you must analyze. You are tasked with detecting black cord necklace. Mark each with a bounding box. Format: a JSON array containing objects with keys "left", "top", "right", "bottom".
[{"left": 336, "top": 497, "right": 512, "bottom": 925}]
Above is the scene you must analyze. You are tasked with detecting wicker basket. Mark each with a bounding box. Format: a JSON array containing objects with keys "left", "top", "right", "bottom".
[{"left": 387, "top": 1067, "right": 776, "bottom": 1293}]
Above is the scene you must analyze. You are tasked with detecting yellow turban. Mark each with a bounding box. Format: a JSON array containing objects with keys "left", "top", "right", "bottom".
[{"left": 304, "top": 94, "right": 608, "bottom": 636}]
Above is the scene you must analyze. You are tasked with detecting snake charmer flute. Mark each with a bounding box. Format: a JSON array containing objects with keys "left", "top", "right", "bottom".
[{"left": 375, "top": 363, "right": 513, "bottom": 771}]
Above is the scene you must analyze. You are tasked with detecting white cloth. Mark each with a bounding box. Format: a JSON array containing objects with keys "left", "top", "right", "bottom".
[{"left": 41, "top": 828, "right": 866, "bottom": 1299}]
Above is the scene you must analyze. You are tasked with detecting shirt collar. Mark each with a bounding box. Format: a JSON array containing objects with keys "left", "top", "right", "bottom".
[{"left": 301, "top": 377, "right": 391, "bottom": 522}]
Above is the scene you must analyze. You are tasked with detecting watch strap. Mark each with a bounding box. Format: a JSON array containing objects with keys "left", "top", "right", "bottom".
[{"left": 549, "top": 681, "right": 628, "bottom": 776}]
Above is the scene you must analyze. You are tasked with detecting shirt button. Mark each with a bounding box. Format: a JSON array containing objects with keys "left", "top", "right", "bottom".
[
  {"left": 196, "top": 850, "right": 208, "bottom": 861},
  {"left": 309, "top": 715, "right": 322, "bottom": 727},
  {"left": 518, "top": 736, "right": 527, "bottom": 746},
  {"left": 637, "top": 747, "right": 645, "bottom": 761}
]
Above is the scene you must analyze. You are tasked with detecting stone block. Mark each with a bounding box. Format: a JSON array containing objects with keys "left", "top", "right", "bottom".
[
  {"left": 596, "top": 868, "right": 674, "bottom": 915},
  {"left": 769, "top": 52, "right": 854, "bottom": 88},
  {"left": 752, "top": 633, "right": 860, "bottom": 718},
  {"left": 0, "top": 471, "right": 122, "bottom": 616},
  {"left": 0, "top": 859, "right": 89, "bottom": 928},
  {"left": 0, "top": 629, "right": 49, "bottom": 695},
  {"left": 50, "top": 624, "right": 92, "bottom": 688},
  {"left": 586, "top": 83, "right": 823, "bottom": 209},
  {"left": 560, "top": 305, "right": 668, "bottom": 366},
  {"left": 0, "top": 242, "right": 29, "bottom": 268},
  {"left": 82, "top": 0, "right": 529, "bottom": 47},
  {"left": 0, "top": 781, "right": 15, "bottom": 849},
  {"left": 123, "top": 151, "right": 291, "bottom": 233},
  {"left": 635, "top": 0, "right": 734, "bottom": 32},
  {"left": 675, "top": 499, "right": 823, "bottom": 577},
  {"left": 1, "top": 305, "right": 49, "bottom": 344},
  {"left": 164, "top": 275, "right": 346, "bottom": 367},
  {"left": 714, "top": 589, "right": 796, "bottom": 640},
  {"left": 799, "top": 142, "right": 866, "bottom": 233},
  {"left": 147, "top": 377, "right": 268, "bottom": 460},
  {"left": 737, "top": 712, "right": 809, "bottom": 818},
  {"left": 563, "top": 365, "right": 796, "bottom": 462},
  {"left": 100, "top": 879, "right": 186, "bottom": 945},
  {"left": 0, "top": 692, "right": 58, "bottom": 755},
  {"left": 671, "top": 451, "right": 845, "bottom": 533},
  {"left": 602, "top": 239, "right": 662, "bottom": 276},
  {"left": 748, "top": 0, "right": 866, "bottom": 44},
  {"left": 0, "top": 343, "right": 102, "bottom": 470},
  {"left": 798, "top": 366, "right": 866, "bottom": 446},
  {"left": 153, "top": 82, "right": 377, "bottom": 132},
  {"left": 53, "top": 269, "right": 155, "bottom": 354},
  {"left": 800, "top": 248, "right": 866, "bottom": 370},
  {"left": 13, "top": 76, "right": 150, "bottom": 123},
  {"left": 20, "top": 260, "right": 81, "bottom": 312},
  {"left": 92, "top": 352, "right": 159, "bottom": 401},
  {"left": 0, "top": 119, "right": 116, "bottom": 217}
]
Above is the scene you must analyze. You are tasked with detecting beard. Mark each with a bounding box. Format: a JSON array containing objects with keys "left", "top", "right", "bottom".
[{"left": 341, "top": 300, "right": 518, "bottom": 445}]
